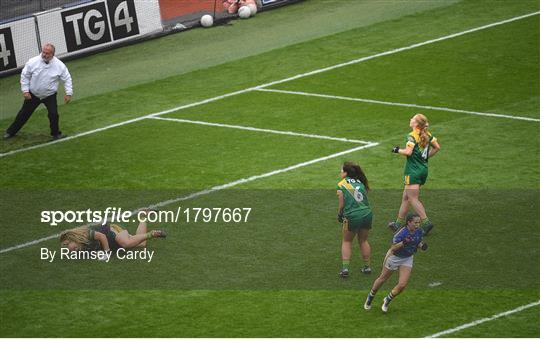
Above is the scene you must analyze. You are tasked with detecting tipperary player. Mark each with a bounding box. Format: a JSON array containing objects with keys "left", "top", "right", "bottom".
[
  {"left": 389, "top": 114, "right": 440, "bottom": 234},
  {"left": 60, "top": 210, "right": 166, "bottom": 253},
  {"left": 337, "top": 161, "right": 373, "bottom": 278},
  {"left": 364, "top": 213, "right": 428, "bottom": 312}
]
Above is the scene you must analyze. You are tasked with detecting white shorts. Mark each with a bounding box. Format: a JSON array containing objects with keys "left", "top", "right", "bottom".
[{"left": 383, "top": 250, "right": 414, "bottom": 271}]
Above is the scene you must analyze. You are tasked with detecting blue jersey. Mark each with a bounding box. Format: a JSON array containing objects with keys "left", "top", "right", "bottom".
[{"left": 392, "top": 227, "right": 423, "bottom": 258}]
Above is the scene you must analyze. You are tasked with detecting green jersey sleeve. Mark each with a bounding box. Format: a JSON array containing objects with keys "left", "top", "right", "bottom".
[{"left": 406, "top": 134, "right": 416, "bottom": 147}]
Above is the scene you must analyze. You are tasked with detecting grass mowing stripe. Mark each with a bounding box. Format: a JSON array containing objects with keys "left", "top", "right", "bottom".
[
  {"left": 254, "top": 10, "right": 540, "bottom": 90},
  {"left": 0, "top": 88, "right": 254, "bottom": 159},
  {"left": 1, "top": 10, "right": 538, "bottom": 159},
  {"left": 1, "top": 108, "right": 521, "bottom": 252},
  {"left": 425, "top": 299, "right": 540, "bottom": 338},
  {"left": 0, "top": 111, "right": 507, "bottom": 252},
  {"left": 149, "top": 116, "right": 373, "bottom": 144},
  {"left": 0, "top": 142, "right": 378, "bottom": 254},
  {"left": 257, "top": 88, "right": 540, "bottom": 123}
]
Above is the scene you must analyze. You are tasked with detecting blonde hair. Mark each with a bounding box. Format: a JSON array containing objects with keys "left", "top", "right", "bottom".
[
  {"left": 413, "top": 114, "right": 430, "bottom": 148},
  {"left": 60, "top": 226, "right": 90, "bottom": 248}
]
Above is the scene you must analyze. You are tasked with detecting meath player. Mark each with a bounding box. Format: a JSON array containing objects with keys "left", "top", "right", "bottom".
[
  {"left": 336, "top": 161, "right": 373, "bottom": 278},
  {"left": 389, "top": 114, "right": 440, "bottom": 235},
  {"left": 60, "top": 210, "right": 167, "bottom": 253},
  {"left": 364, "top": 213, "right": 428, "bottom": 313}
]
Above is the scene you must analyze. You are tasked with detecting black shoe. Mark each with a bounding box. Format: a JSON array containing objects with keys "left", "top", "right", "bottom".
[
  {"left": 3, "top": 133, "right": 14, "bottom": 140},
  {"left": 339, "top": 269, "right": 349, "bottom": 278},
  {"left": 422, "top": 223, "right": 435, "bottom": 235},
  {"left": 51, "top": 134, "right": 67, "bottom": 141},
  {"left": 361, "top": 266, "right": 372, "bottom": 274}
]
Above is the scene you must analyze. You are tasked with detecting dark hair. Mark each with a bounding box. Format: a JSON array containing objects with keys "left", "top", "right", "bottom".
[
  {"left": 406, "top": 213, "right": 420, "bottom": 223},
  {"left": 342, "top": 161, "right": 370, "bottom": 190}
]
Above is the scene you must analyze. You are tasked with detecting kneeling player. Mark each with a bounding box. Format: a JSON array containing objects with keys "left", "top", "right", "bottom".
[
  {"left": 364, "top": 213, "right": 427, "bottom": 312},
  {"left": 60, "top": 210, "right": 167, "bottom": 253}
]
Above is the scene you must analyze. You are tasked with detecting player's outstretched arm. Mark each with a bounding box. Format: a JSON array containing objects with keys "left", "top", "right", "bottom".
[{"left": 392, "top": 144, "right": 413, "bottom": 156}]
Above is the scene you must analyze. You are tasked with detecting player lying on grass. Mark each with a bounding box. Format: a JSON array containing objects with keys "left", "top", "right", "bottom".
[
  {"left": 337, "top": 161, "right": 373, "bottom": 278},
  {"left": 60, "top": 210, "right": 167, "bottom": 252},
  {"left": 389, "top": 113, "right": 440, "bottom": 235},
  {"left": 364, "top": 213, "right": 427, "bottom": 313}
]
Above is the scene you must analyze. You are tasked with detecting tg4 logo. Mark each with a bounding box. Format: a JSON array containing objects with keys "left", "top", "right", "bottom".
[
  {"left": 0, "top": 27, "right": 16, "bottom": 71},
  {"left": 61, "top": 0, "right": 140, "bottom": 52}
]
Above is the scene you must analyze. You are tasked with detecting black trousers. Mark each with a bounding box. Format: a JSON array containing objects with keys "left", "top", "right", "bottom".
[{"left": 6, "top": 92, "right": 61, "bottom": 136}]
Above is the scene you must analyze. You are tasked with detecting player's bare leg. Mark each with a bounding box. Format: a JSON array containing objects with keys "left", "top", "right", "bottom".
[
  {"left": 357, "top": 229, "right": 371, "bottom": 274},
  {"left": 391, "top": 265, "right": 412, "bottom": 296},
  {"left": 340, "top": 225, "right": 355, "bottom": 278},
  {"left": 382, "top": 265, "right": 412, "bottom": 312},
  {"left": 135, "top": 220, "right": 148, "bottom": 248},
  {"left": 405, "top": 185, "right": 427, "bottom": 219},
  {"left": 115, "top": 230, "right": 152, "bottom": 248},
  {"left": 133, "top": 209, "right": 152, "bottom": 247},
  {"left": 372, "top": 266, "right": 393, "bottom": 292},
  {"left": 115, "top": 229, "right": 166, "bottom": 249},
  {"left": 389, "top": 189, "right": 410, "bottom": 232},
  {"left": 405, "top": 185, "right": 434, "bottom": 234},
  {"left": 399, "top": 187, "right": 412, "bottom": 218},
  {"left": 364, "top": 265, "right": 393, "bottom": 310}
]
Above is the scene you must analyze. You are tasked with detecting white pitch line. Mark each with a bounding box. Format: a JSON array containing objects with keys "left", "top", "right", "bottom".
[
  {"left": 0, "top": 233, "right": 60, "bottom": 254},
  {"left": 425, "top": 299, "right": 540, "bottom": 338},
  {"left": 0, "top": 142, "right": 378, "bottom": 254},
  {"left": 1, "top": 10, "right": 539, "bottom": 158},
  {"left": 149, "top": 116, "right": 371, "bottom": 144},
  {"left": 257, "top": 88, "right": 540, "bottom": 122}
]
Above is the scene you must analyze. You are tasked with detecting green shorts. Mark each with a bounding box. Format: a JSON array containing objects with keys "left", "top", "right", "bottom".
[
  {"left": 343, "top": 213, "right": 373, "bottom": 232},
  {"left": 404, "top": 172, "right": 428, "bottom": 185}
]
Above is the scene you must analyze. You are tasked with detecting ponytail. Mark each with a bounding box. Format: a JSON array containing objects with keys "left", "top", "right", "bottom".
[
  {"left": 342, "top": 161, "right": 370, "bottom": 191},
  {"left": 414, "top": 114, "right": 430, "bottom": 148}
]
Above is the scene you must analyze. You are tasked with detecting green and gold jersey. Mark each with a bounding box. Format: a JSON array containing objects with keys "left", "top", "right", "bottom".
[
  {"left": 86, "top": 224, "right": 123, "bottom": 251},
  {"left": 404, "top": 130, "right": 436, "bottom": 177},
  {"left": 337, "top": 177, "right": 372, "bottom": 220}
]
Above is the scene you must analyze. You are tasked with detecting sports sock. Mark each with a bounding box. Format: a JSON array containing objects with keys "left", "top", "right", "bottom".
[
  {"left": 421, "top": 218, "right": 431, "bottom": 227},
  {"left": 342, "top": 260, "right": 350, "bottom": 271},
  {"left": 386, "top": 292, "right": 395, "bottom": 303},
  {"left": 366, "top": 290, "right": 376, "bottom": 303},
  {"left": 145, "top": 231, "right": 153, "bottom": 240},
  {"left": 396, "top": 217, "right": 405, "bottom": 226}
]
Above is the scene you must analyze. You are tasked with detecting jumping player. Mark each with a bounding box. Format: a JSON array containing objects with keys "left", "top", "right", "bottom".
[{"left": 389, "top": 114, "right": 440, "bottom": 234}]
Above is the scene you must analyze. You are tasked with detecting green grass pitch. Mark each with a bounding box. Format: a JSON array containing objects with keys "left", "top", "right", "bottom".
[{"left": 0, "top": 0, "right": 539, "bottom": 337}]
